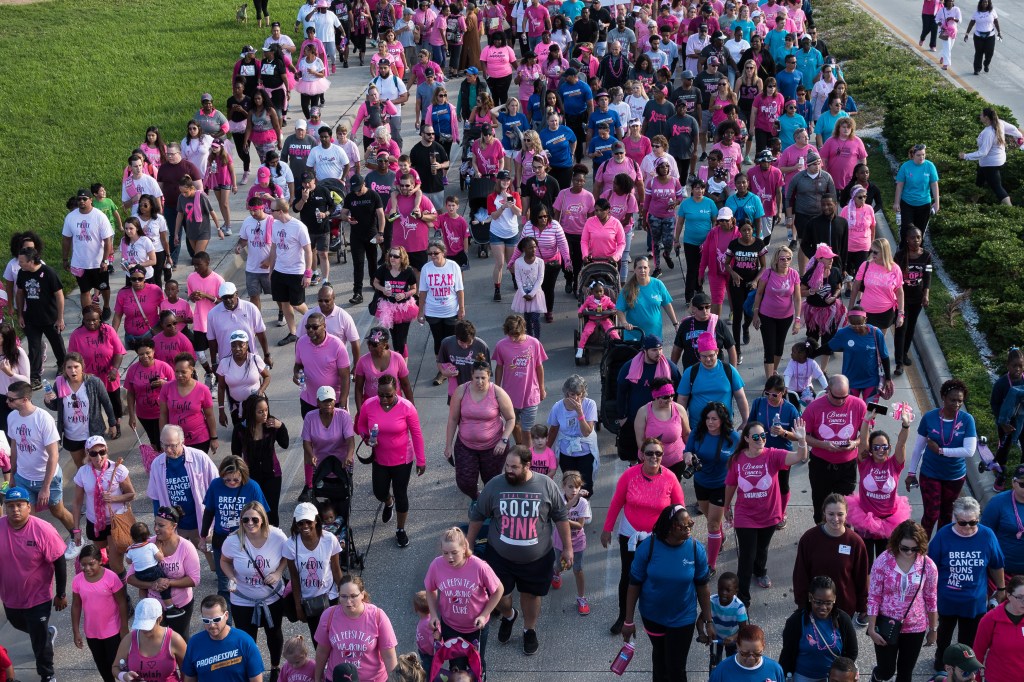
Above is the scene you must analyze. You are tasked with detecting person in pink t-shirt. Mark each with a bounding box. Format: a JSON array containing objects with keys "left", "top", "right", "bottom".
[
  {"left": 124, "top": 339, "right": 175, "bottom": 446},
  {"left": 524, "top": 0, "right": 551, "bottom": 40},
  {"left": 153, "top": 310, "right": 197, "bottom": 367},
  {"left": 159, "top": 278, "right": 194, "bottom": 333},
  {"left": 112, "top": 271, "right": 164, "bottom": 339},
  {"left": 356, "top": 376, "right": 425, "bottom": 547},
  {"left": 300, "top": 386, "right": 356, "bottom": 492},
  {"left": 314, "top": 576, "right": 398, "bottom": 682},
  {"left": 185, "top": 253, "right": 225, "bottom": 378},
  {"left": 159, "top": 354, "right": 217, "bottom": 453},
  {"left": 840, "top": 185, "right": 876, "bottom": 278},
  {"left": 820, "top": 118, "right": 867, "bottom": 192},
  {"left": 751, "top": 245, "right": 803, "bottom": 379},
  {"left": 493, "top": 314, "right": 548, "bottom": 445},
  {"left": 553, "top": 167, "right": 596, "bottom": 292},
  {"left": 723, "top": 418, "right": 809, "bottom": 606},
  {"left": 294, "top": 312, "right": 351, "bottom": 413},
  {"left": 71, "top": 544, "right": 129, "bottom": 679},
  {"left": 424, "top": 527, "right": 504, "bottom": 670},
  {"left": 67, "top": 306, "right": 128, "bottom": 437},
  {"left": 391, "top": 178, "right": 437, "bottom": 266},
  {"left": 353, "top": 327, "right": 414, "bottom": 409},
  {"left": 850, "top": 238, "right": 904, "bottom": 335}
]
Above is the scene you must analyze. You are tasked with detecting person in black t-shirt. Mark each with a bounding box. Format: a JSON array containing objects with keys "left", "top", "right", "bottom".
[
  {"left": 292, "top": 171, "right": 337, "bottom": 286},
  {"left": 671, "top": 292, "right": 736, "bottom": 369},
  {"left": 524, "top": 155, "right": 561, "bottom": 215},
  {"left": 371, "top": 248, "right": 419, "bottom": 356},
  {"left": 571, "top": 7, "right": 599, "bottom": 46},
  {"left": 227, "top": 79, "right": 255, "bottom": 181},
  {"left": 16, "top": 247, "right": 67, "bottom": 386},
  {"left": 800, "top": 243, "right": 845, "bottom": 368},
  {"left": 408, "top": 126, "right": 451, "bottom": 210},
  {"left": 342, "top": 175, "right": 385, "bottom": 304},
  {"left": 725, "top": 221, "right": 768, "bottom": 350}
]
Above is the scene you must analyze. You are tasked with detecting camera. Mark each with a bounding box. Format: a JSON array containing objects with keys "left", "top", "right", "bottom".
[{"left": 681, "top": 457, "right": 703, "bottom": 479}]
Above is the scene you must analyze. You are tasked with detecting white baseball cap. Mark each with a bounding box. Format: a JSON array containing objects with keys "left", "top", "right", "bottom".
[
  {"left": 132, "top": 599, "right": 164, "bottom": 631},
  {"left": 317, "top": 386, "right": 336, "bottom": 402}
]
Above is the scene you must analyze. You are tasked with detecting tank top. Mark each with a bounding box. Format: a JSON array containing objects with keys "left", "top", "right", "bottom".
[
  {"left": 128, "top": 629, "right": 181, "bottom": 682},
  {"left": 644, "top": 402, "right": 685, "bottom": 467},
  {"left": 712, "top": 95, "right": 733, "bottom": 125},
  {"left": 251, "top": 108, "right": 273, "bottom": 134},
  {"left": 458, "top": 384, "right": 503, "bottom": 450},
  {"left": 738, "top": 82, "right": 760, "bottom": 107}
]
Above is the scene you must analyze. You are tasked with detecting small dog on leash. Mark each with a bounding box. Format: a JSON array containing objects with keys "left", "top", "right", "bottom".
[{"left": 236, "top": 2, "right": 248, "bottom": 22}]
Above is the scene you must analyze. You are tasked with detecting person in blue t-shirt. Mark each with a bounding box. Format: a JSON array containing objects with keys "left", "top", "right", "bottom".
[
  {"left": 980, "top": 465, "right": 1024, "bottom": 575},
  {"left": 675, "top": 180, "right": 719, "bottom": 302},
  {"left": 710, "top": 623, "right": 786, "bottom": 682},
  {"left": 181, "top": 595, "right": 264, "bottom": 682},
  {"left": 907, "top": 379, "right": 978, "bottom": 538},
  {"left": 827, "top": 307, "right": 891, "bottom": 400},
  {"left": 615, "top": 256, "right": 678, "bottom": 337},
  {"left": 557, "top": 69, "right": 594, "bottom": 164},
  {"left": 586, "top": 91, "right": 623, "bottom": 141},
  {"left": 496, "top": 98, "right": 530, "bottom": 152},
  {"left": 779, "top": 575, "right": 859, "bottom": 680},
  {"left": 894, "top": 144, "right": 941, "bottom": 244},
  {"left": 538, "top": 110, "right": 579, "bottom": 188},
  {"left": 928, "top": 496, "right": 1005, "bottom": 668},
  {"left": 586, "top": 123, "right": 618, "bottom": 166},
  {"left": 679, "top": 332, "right": 748, "bottom": 427}
]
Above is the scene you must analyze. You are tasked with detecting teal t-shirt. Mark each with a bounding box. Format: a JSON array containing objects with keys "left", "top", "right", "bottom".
[
  {"left": 617, "top": 278, "right": 673, "bottom": 337},
  {"left": 896, "top": 159, "right": 940, "bottom": 207},
  {"left": 678, "top": 361, "right": 745, "bottom": 424},
  {"left": 816, "top": 109, "right": 848, "bottom": 140},
  {"left": 678, "top": 197, "right": 717, "bottom": 245},
  {"left": 778, "top": 113, "right": 808, "bottom": 150}
]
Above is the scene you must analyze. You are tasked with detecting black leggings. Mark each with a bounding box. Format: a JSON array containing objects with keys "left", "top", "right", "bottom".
[
  {"left": 426, "top": 315, "right": 458, "bottom": 356},
  {"left": 683, "top": 243, "right": 702, "bottom": 302},
  {"left": 254, "top": 0, "right": 270, "bottom": 20},
  {"left": 541, "top": 261, "right": 561, "bottom": 314},
  {"left": 894, "top": 292, "right": 924, "bottom": 364},
  {"left": 550, "top": 165, "right": 572, "bottom": 190},
  {"left": 390, "top": 321, "right": 411, "bottom": 356},
  {"left": 898, "top": 200, "right": 932, "bottom": 247},
  {"left": 232, "top": 132, "right": 253, "bottom": 173},
  {"left": 758, "top": 314, "right": 793, "bottom": 364},
  {"left": 251, "top": 472, "right": 283, "bottom": 527},
  {"left": 232, "top": 599, "right": 285, "bottom": 667},
  {"left": 921, "top": 12, "right": 939, "bottom": 49},
  {"left": 616, "top": 535, "right": 635, "bottom": 621},
  {"left": 728, "top": 281, "right": 754, "bottom": 342},
  {"left": 935, "top": 613, "right": 982, "bottom": 669},
  {"left": 86, "top": 634, "right": 121, "bottom": 682},
  {"left": 108, "top": 389, "right": 123, "bottom": 420},
  {"left": 872, "top": 630, "right": 925, "bottom": 682},
  {"left": 140, "top": 416, "right": 161, "bottom": 446},
  {"left": 350, "top": 235, "right": 378, "bottom": 293},
  {"left": 372, "top": 460, "right": 414, "bottom": 513},
  {"left": 642, "top": 618, "right": 697, "bottom": 682},
  {"left": 976, "top": 164, "right": 1010, "bottom": 202},
  {"left": 973, "top": 34, "right": 996, "bottom": 73},
  {"left": 735, "top": 525, "right": 776, "bottom": 606},
  {"left": 486, "top": 74, "right": 513, "bottom": 105},
  {"left": 565, "top": 233, "right": 583, "bottom": 293},
  {"left": 300, "top": 93, "right": 326, "bottom": 120}
]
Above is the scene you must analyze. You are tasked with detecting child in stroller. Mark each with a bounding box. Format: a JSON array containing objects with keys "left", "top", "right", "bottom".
[
  {"left": 573, "top": 259, "right": 620, "bottom": 364},
  {"left": 575, "top": 281, "right": 618, "bottom": 361}
]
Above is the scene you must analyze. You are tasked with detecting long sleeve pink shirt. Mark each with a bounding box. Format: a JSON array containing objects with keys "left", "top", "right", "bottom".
[
  {"left": 603, "top": 465, "right": 685, "bottom": 534},
  {"left": 866, "top": 551, "right": 938, "bottom": 632},
  {"left": 580, "top": 216, "right": 626, "bottom": 261},
  {"left": 356, "top": 397, "right": 426, "bottom": 467},
  {"left": 699, "top": 225, "right": 741, "bottom": 281},
  {"left": 974, "top": 603, "right": 1024, "bottom": 682}
]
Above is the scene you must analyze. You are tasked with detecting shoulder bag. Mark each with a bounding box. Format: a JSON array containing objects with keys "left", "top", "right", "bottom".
[{"left": 874, "top": 558, "right": 923, "bottom": 646}]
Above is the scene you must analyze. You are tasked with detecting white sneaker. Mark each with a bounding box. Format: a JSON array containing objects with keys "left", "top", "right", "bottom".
[
  {"left": 48, "top": 624, "right": 57, "bottom": 646},
  {"left": 575, "top": 348, "right": 584, "bottom": 359},
  {"left": 64, "top": 538, "right": 81, "bottom": 560}
]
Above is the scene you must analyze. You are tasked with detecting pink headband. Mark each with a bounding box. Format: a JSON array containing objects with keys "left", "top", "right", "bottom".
[{"left": 652, "top": 384, "right": 675, "bottom": 399}]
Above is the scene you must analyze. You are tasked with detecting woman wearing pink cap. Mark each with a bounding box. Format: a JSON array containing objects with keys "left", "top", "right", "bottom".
[
  {"left": 697, "top": 207, "right": 741, "bottom": 316},
  {"left": 246, "top": 166, "right": 285, "bottom": 213},
  {"left": 800, "top": 242, "right": 846, "bottom": 370},
  {"left": 633, "top": 377, "right": 690, "bottom": 476},
  {"left": 724, "top": 418, "right": 809, "bottom": 606}
]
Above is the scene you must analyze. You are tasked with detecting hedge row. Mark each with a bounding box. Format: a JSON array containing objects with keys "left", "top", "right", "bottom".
[{"left": 812, "top": 0, "right": 1024, "bottom": 440}]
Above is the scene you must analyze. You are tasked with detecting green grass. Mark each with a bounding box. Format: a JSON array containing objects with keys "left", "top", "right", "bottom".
[{"left": 0, "top": 0, "right": 262, "bottom": 285}]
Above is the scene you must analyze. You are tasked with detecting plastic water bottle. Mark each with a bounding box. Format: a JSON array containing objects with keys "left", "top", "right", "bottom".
[
  {"left": 297, "top": 369, "right": 306, "bottom": 389},
  {"left": 43, "top": 380, "right": 53, "bottom": 396},
  {"left": 772, "top": 412, "right": 782, "bottom": 433},
  {"left": 369, "top": 424, "right": 380, "bottom": 447},
  {"left": 610, "top": 641, "right": 635, "bottom": 675},
  {"left": 895, "top": 211, "right": 902, "bottom": 228}
]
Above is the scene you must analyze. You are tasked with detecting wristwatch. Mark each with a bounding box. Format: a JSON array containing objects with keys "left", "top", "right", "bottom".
[{"left": 501, "top": 437, "right": 510, "bottom": 444}]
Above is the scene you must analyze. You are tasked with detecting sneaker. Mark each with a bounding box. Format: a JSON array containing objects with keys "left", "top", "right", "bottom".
[
  {"left": 382, "top": 500, "right": 395, "bottom": 523},
  {"left": 222, "top": 225, "right": 233, "bottom": 236},
  {"left": 609, "top": 617, "right": 624, "bottom": 635},
  {"left": 349, "top": 293, "right": 363, "bottom": 304},
  {"left": 498, "top": 608, "right": 519, "bottom": 643},
  {"left": 322, "top": 281, "right": 331, "bottom": 288},
  {"left": 493, "top": 288, "right": 502, "bottom": 302},
  {"left": 854, "top": 612, "right": 869, "bottom": 628},
  {"left": 48, "top": 624, "right": 57, "bottom": 647},
  {"left": 276, "top": 333, "right": 298, "bottom": 347},
  {"left": 276, "top": 311, "right": 285, "bottom": 327},
  {"left": 310, "top": 274, "right": 322, "bottom": 287},
  {"left": 387, "top": 211, "right": 401, "bottom": 222},
  {"left": 994, "top": 475, "right": 1006, "bottom": 492},
  {"left": 101, "top": 307, "right": 112, "bottom": 322},
  {"left": 204, "top": 372, "right": 216, "bottom": 389},
  {"left": 564, "top": 279, "right": 574, "bottom": 295},
  {"left": 743, "top": 154, "right": 753, "bottom": 165},
  {"left": 31, "top": 378, "right": 43, "bottom": 391},
  {"left": 652, "top": 267, "right": 663, "bottom": 279},
  {"left": 165, "top": 605, "right": 186, "bottom": 619},
  {"left": 523, "top": 628, "right": 539, "bottom": 655},
  {"left": 298, "top": 485, "right": 313, "bottom": 503},
  {"left": 776, "top": 515, "right": 788, "bottom": 530},
  {"left": 551, "top": 573, "right": 562, "bottom": 589},
  {"left": 664, "top": 252, "right": 674, "bottom": 269},
  {"left": 707, "top": 566, "right": 717, "bottom": 579},
  {"left": 894, "top": 364, "right": 904, "bottom": 377},
  {"left": 699, "top": 151, "right": 708, "bottom": 161},
  {"left": 903, "top": 355, "right": 913, "bottom": 367},
  {"left": 577, "top": 597, "right": 590, "bottom": 616},
  {"left": 743, "top": 328, "right": 750, "bottom": 345},
  {"left": 737, "top": 353, "right": 743, "bottom": 365},
  {"left": 575, "top": 348, "right": 584, "bottom": 360},
  {"left": 64, "top": 538, "right": 81, "bottom": 560},
  {"left": 756, "top": 574, "right": 773, "bottom": 589},
  {"left": 240, "top": 171, "right": 251, "bottom": 185},
  {"left": 544, "top": 312, "right": 554, "bottom": 323},
  {"left": 396, "top": 528, "right": 409, "bottom": 548}
]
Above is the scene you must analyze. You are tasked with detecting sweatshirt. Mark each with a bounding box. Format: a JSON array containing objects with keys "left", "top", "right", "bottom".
[
  {"left": 973, "top": 602, "right": 1024, "bottom": 682},
  {"left": 792, "top": 525, "right": 870, "bottom": 616},
  {"left": 604, "top": 465, "right": 685, "bottom": 535}
]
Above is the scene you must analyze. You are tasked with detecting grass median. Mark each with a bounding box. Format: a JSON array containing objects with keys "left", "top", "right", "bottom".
[{"left": 0, "top": 0, "right": 256, "bottom": 286}]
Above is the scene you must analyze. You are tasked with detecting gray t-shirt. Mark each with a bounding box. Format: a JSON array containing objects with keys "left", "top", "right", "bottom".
[
  {"left": 281, "top": 133, "right": 318, "bottom": 183},
  {"left": 471, "top": 473, "right": 568, "bottom": 562},
  {"left": 437, "top": 336, "right": 490, "bottom": 394}
]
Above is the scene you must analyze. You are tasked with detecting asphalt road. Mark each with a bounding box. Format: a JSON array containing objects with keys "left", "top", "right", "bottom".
[{"left": 2, "top": 36, "right": 948, "bottom": 681}]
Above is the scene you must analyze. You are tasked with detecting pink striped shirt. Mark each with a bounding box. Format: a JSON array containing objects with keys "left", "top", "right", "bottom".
[{"left": 508, "top": 220, "right": 571, "bottom": 267}]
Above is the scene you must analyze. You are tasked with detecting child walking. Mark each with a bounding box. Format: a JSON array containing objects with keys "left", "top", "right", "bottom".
[
  {"left": 413, "top": 590, "right": 435, "bottom": 673},
  {"left": 528, "top": 424, "right": 558, "bottom": 478},
  {"left": 280, "top": 635, "right": 317, "bottom": 682},
  {"left": 575, "top": 281, "right": 618, "bottom": 359},
  {"left": 511, "top": 236, "right": 546, "bottom": 339},
  {"left": 707, "top": 571, "right": 748, "bottom": 668},
  {"left": 551, "top": 471, "right": 592, "bottom": 616}
]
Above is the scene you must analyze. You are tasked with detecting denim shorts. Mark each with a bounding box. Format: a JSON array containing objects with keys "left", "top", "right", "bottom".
[
  {"left": 513, "top": 404, "right": 538, "bottom": 431},
  {"left": 14, "top": 469, "right": 64, "bottom": 506},
  {"left": 489, "top": 233, "right": 520, "bottom": 247}
]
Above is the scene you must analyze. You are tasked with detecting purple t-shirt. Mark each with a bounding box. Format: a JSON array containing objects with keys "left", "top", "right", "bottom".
[
  {"left": 294, "top": 334, "right": 350, "bottom": 405},
  {"left": 301, "top": 408, "right": 354, "bottom": 462}
]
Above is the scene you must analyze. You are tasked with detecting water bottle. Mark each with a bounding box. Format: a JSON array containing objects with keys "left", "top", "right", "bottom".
[
  {"left": 43, "top": 379, "right": 53, "bottom": 396},
  {"left": 370, "top": 423, "right": 380, "bottom": 447},
  {"left": 297, "top": 369, "right": 306, "bottom": 389},
  {"left": 797, "top": 156, "right": 805, "bottom": 171},
  {"left": 610, "top": 641, "right": 635, "bottom": 675},
  {"left": 895, "top": 211, "right": 902, "bottom": 228},
  {"left": 772, "top": 412, "right": 782, "bottom": 434}
]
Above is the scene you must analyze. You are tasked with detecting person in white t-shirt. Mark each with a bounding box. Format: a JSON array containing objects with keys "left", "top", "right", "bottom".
[
  {"left": 370, "top": 61, "right": 410, "bottom": 146},
  {"left": 6, "top": 380, "right": 79, "bottom": 556},
  {"left": 236, "top": 198, "right": 275, "bottom": 311},
  {"left": 61, "top": 188, "right": 115, "bottom": 318},
  {"left": 417, "top": 240, "right": 465, "bottom": 357},
  {"left": 122, "top": 155, "right": 164, "bottom": 217},
  {"left": 305, "top": 127, "right": 351, "bottom": 181},
  {"left": 264, "top": 200, "right": 313, "bottom": 345},
  {"left": 297, "top": 285, "right": 362, "bottom": 364},
  {"left": 263, "top": 22, "right": 297, "bottom": 55}
]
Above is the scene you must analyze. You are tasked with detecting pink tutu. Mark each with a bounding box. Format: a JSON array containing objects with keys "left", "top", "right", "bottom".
[
  {"left": 806, "top": 299, "right": 847, "bottom": 336},
  {"left": 375, "top": 298, "right": 419, "bottom": 327},
  {"left": 295, "top": 78, "right": 331, "bottom": 96},
  {"left": 846, "top": 492, "right": 912, "bottom": 539}
]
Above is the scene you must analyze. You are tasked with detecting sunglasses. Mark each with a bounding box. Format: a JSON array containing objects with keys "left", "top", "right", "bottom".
[
  {"left": 749, "top": 433, "right": 767, "bottom": 442},
  {"left": 428, "top": 251, "right": 443, "bottom": 256},
  {"left": 305, "top": 324, "right": 323, "bottom": 330},
  {"left": 643, "top": 450, "right": 664, "bottom": 457},
  {"left": 899, "top": 544, "right": 919, "bottom": 554},
  {"left": 811, "top": 598, "right": 835, "bottom": 607},
  {"left": 241, "top": 517, "right": 261, "bottom": 525},
  {"left": 201, "top": 615, "right": 227, "bottom": 624},
  {"left": 871, "top": 444, "right": 891, "bottom": 452},
  {"left": 88, "top": 449, "right": 108, "bottom": 457},
  {"left": 956, "top": 519, "right": 979, "bottom": 527}
]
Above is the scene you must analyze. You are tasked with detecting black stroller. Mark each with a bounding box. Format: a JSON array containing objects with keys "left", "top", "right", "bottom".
[
  {"left": 573, "top": 258, "right": 620, "bottom": 365},
  {"left": 598, "top": 326, "right": 645, "bottom": 434},
  {"left": 466, "top": 175, "right": 494, "bottom": 258},
  {"left": 311, "top": 455, "right": 364, "bottom": 569},
  {"left": 319, "top": 178, "right": 350, "bottom": 265}
]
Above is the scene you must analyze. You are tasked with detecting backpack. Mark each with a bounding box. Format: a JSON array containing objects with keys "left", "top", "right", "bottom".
[{"left": 685, "top": 354, "right": 736, "bottom": 398}]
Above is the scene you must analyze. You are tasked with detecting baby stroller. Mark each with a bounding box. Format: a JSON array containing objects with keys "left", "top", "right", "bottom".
[
  {"left": 467, "top": 176, "right": 495, "bottom": 259},
  {"left": 573, "top": 258, "right": 620, "bottom": 366},
  {"left": 311, "top": 456, "right": 364, "bottom": 570},
  {"left": 599, "top": 326, "right": 645, "bottom": 434},
  {"left": 429, "top": 636, "right": 484, "bottom": 682},
  {"left": 319, "top": 178, "right": 349, "bottom": 265}
]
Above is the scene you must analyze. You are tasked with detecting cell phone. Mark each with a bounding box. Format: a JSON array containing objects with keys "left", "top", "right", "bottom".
[{"left": 868, "top": 403, "right": 889, "bottom": 416}]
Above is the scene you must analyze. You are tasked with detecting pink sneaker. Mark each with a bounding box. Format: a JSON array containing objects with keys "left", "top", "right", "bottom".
[
  {"left": 551, "top": 573, "right": 562, "bottom": 590},
  {"left": 577, "top": 597, "right": 590, "bottom": 616}
]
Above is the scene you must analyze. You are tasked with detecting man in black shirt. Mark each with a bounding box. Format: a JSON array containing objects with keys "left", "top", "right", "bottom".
[
  {"left": 571, "top": 7, "right": 598, "bottom": 46},
  {"left": 408, "top": 125, "right": 451, "bottom": 211},
  {"left": 671, "top": 292, "right": 737, "bottom": 369},
  {"left": 666, "top": 99, "right": 700, "bottom": 180},
  {"left": 670, "top": 70, "right": 703, "bottom": 120},
  {"left": 641, "top": 85, "right": 674, "bottom": 140},
  {"left": 591, "top": 0, "right": 613, "bottom": 53},
  {"left": 280, "top": 120, "right": 318, "bottom": 186},
  {"left": 292, "top": 171, "right": 337, "bottom": 286},
  {"left": 694, "top": 57, "right": 724, "bottom": 159},
  {"left": 16, "top": 247, "right": 66, "bottom": 387},
  {"left": 341, "top": 175, "right": 385, "bottom": 304},
  {"left": 802, "top": 194, "right": 849, "bottom": 270}
]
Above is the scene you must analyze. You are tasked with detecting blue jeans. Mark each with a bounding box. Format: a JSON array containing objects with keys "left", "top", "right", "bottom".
[
  {"left": 431, "top": 44, "right": 447, "bottom": 69},
  {"left": 211, "top": 533, "right": 234, "bottom": 624}
]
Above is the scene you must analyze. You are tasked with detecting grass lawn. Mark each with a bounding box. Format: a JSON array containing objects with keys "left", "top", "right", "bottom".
[{"left": 0, "top": 0, "right": 263, "bottom": 285}]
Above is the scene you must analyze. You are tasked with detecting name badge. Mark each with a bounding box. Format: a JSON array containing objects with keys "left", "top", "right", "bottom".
[{"left": 838, "top": 544, "right": 851, "bottom": 555}]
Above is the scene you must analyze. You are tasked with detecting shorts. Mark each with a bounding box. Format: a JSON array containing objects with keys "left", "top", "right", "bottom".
[
  {"left": 556, "top": 548, "right": 584, "bottom": 574},
  {"left": 63, "top": 436, "right": 87, "bottom": 453},
  {"left": 192, "top": 332, "right": 210, "bottom": 353},
  {"left": 245, "top": 271, "right": 272, "bottom": 297},
  {"left": 271, "top": 271, "right": 307, "bottom": 306},
  {"left": 485, "top": 544, "right": 556, "bottom": 597},
  {"left": 408, "top": 250, "right": 428, "bottom": 271},
  {"left": 185, "top": 223, "right": 211, "bottom": 243},
  {"left": 513, "top": 404, "right": 538, "bottom": 432},
  {"left": 14, "top": 470, "right": 64, "bottom": 507},
  {"left": 866, "top": 307, "right": 896, "bottom": 330},
  {"left": 76, "top": 267, "right": 110, "bottom": 294},
  {"left": 489, "top": 233, "right": 519, "bottom": 247},
  {"left": 701, "top": 110, "right": 715, "bottom": 134},
  {"left": 86, "top": 519, "right": 112, "bottom": 542},
  {"left": 693, "top": 481, "right": 726, "bottom": 507},
  {"left": 311, "top": 232, "right": 331, "bottom": 251}
]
